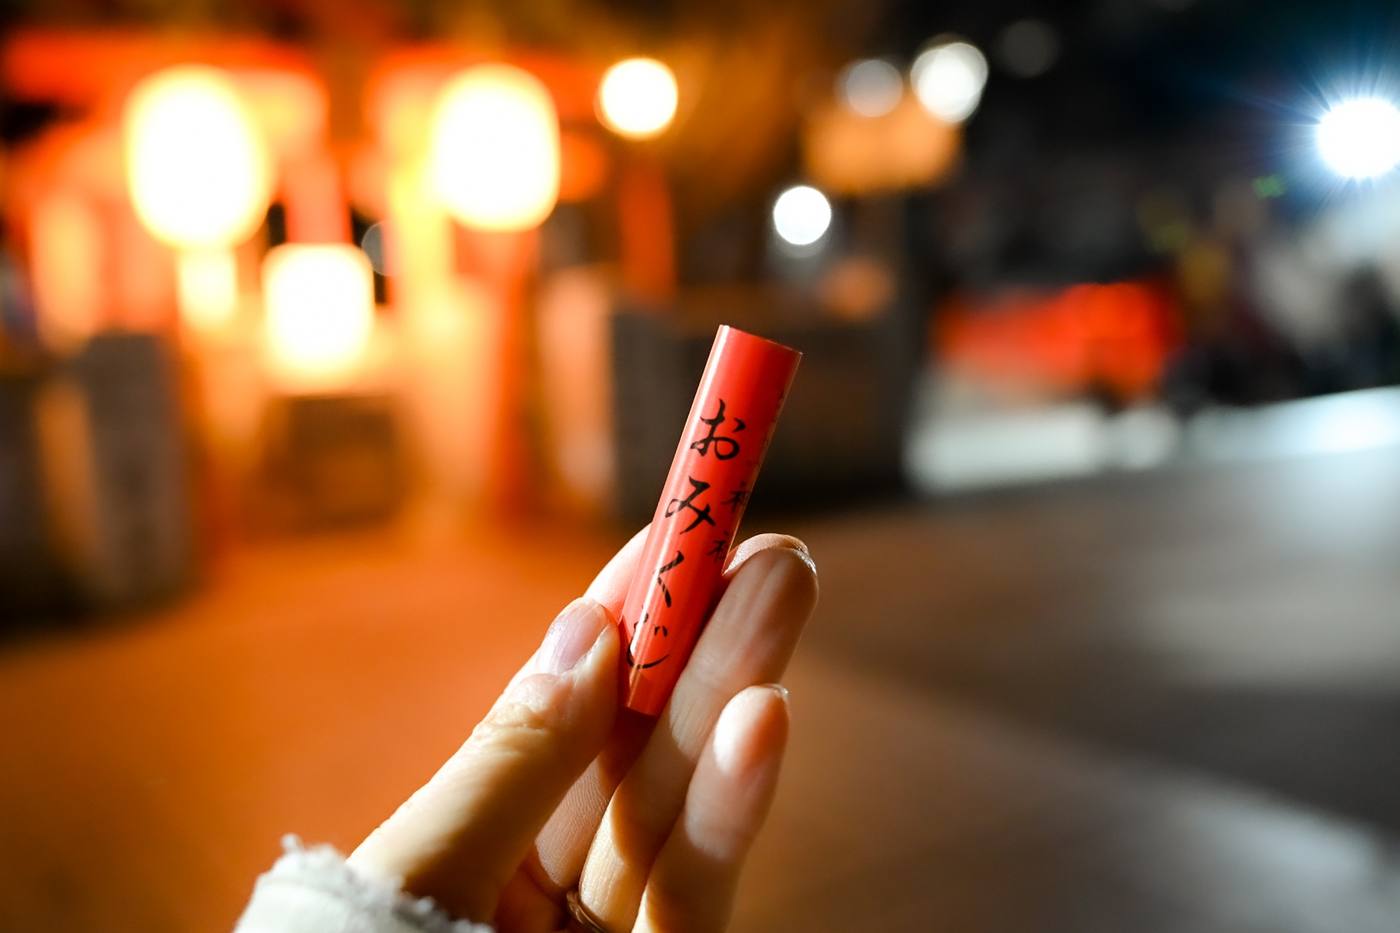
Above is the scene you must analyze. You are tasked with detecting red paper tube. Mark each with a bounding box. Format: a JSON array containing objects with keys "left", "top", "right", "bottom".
[{"left": 619, "top": 325, "right": 802, "bottom": 716}]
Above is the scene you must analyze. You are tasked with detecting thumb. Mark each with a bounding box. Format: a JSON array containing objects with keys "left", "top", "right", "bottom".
[{"left": 350, "top": 598, "right": 619, "bottom": 922}]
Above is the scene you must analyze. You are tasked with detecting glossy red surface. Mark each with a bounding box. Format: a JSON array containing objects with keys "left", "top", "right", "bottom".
[{"left": 618, "top": 326, "right": 801, "bottom": 715}]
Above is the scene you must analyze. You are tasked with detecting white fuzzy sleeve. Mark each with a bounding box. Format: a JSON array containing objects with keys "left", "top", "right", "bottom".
[{"left": 233, "top": 836, "right": 493, "bottom": 933}]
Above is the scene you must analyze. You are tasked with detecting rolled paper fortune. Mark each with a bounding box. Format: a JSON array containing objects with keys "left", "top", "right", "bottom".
[{"left": 619, "top": 325, "right": 802, "bottom": 715}]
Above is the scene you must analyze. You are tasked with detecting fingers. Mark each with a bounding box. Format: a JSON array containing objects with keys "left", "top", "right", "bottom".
[
  {"left": 495, "top": 528, "right": 647, "bottom": 701},
  {"left": 576, "top": 539, "right": 818, "bottom": 931},
  {"left": 634, "top": 685, "right": 791, "bottom": 933},
  {"left": 530, "top": 533, "right": 815, "bottom": 900},
  {"left": 348, "top": 598, "right": 619, "bottom": 923},
  {"left": 528, "top": 526, "right": 654, "bottom": 896}
]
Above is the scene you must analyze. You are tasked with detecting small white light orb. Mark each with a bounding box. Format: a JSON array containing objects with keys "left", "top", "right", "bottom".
[
  {"left": 772, "top": 185, "right": 832, "bottom": 248},
  {"left": 911, "top": 40, "right": 989, "bottom": 123},
  {"left": 838, "top": 59, "right": 903, "bottom": 118}
]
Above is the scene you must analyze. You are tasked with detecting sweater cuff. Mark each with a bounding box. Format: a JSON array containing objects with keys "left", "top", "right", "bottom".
[{"left": 234, "top": 836, "right": 493, "bottom": 933}]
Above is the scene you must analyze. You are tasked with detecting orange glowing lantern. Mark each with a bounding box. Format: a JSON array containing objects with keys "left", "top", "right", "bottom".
[
  {"left": 123, "top": 65, "right": 273, "bottom": 335},
  {"left": 263, "top": 244, "right": 375, "bottom": 389},
  {"left": 427, "top": 64, "right": 560, "bottom": 232},
  {"left": 124, "top": 65, "right": 272, "bottom": 249}
]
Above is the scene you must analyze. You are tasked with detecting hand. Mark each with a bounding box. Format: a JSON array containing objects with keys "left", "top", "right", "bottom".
[{"left": 348, "top": 529, "right": 819, "bottom": 933}]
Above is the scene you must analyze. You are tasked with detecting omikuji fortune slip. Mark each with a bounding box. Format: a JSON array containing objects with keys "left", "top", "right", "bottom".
[{"left": 618, "top": 325, "right": 802, "bottom": 715}]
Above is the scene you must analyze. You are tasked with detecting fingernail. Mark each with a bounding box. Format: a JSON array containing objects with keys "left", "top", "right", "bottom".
[
  {"left": 726, "top": 535, "right": 814, "bottom": 576},
  {"left": 786, "top": 544, "right": 816, "bottom": 576},
  {"left": 539, "top": 599, "right": 605, "bottom": 675}
]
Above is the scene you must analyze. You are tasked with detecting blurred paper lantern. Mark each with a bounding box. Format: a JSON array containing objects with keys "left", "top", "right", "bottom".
[
  {"left": 597, "top": 57, "right": 679, "bottom": 139},
  {"left": 123, "top": 65, "right": 272, "bottom": 250},
  {"left": 428, "top": 64, "right": 561, "bottom": 232},
  {"left": 263, "top": 244, "right": 375, "bottom": 388}
]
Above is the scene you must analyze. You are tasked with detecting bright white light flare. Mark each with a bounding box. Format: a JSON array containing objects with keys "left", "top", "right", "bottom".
[{"left": 1317, "top": 98, "right": 1400, "bottom": 179}]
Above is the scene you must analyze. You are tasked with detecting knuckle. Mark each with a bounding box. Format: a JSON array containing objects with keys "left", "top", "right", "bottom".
[{"left": 468, "top": 676, "right": 571, "bottom": 755}]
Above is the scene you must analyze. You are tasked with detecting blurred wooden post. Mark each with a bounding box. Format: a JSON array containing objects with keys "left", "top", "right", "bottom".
[
  {"left": 470, "top": 228, "right": 539, "bottom": 513},
  {"left": 617, "top": 157, "right": 676, "bottom": 305}
]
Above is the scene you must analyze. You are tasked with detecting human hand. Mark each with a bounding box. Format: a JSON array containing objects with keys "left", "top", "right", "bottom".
[{"left": 348, "top": 529, "right": 819, "bottom": 933}]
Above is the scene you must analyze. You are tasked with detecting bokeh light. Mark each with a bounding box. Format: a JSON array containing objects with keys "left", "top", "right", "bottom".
[
  {"left": 911, "top": 39, "right": 989, "bottom": 123},
  {"left": 838, "top": 59, "right": 903, "bottom": 118},
  {"left": 996, "top": 19, "right": 1060, "bottom": 79},
  {"left": 124, "top": 65, "right": 272, "bottom": 249},
  {"left": 597, "top": 57, "right": 679, "bottom": 139},
  {"left": 264, "top": 244, "right": 375, "bottom": 386},
  {"left": 429, "top": 64, "right": 561, "bottom": 231},
  {"left": 29, "top": 191, "right": 103, "bottom": 349},
  {"left": 772, "top": 184, "right": 832, "bottom": 248},
  {"left": 1316, "top": 98, "right": 1400, "bottom": 180},
  {"left": 176, "top": 249, "right": 239, "bottom": 333}
]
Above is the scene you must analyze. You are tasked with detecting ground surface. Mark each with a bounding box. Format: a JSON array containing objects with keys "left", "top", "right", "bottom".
[{"left": 2, "top": 447, "right": 1399, "bottom": 931}]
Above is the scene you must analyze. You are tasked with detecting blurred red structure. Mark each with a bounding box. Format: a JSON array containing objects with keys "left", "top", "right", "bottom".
[
  {"left": 936, "top": 281, "right": 1182, "bottom": 403},
  {"left": 0, "top": 28, "right": 687, "bottom": 524}
]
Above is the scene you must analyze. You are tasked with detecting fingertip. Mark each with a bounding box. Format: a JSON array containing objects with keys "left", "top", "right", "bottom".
[
  {"left": 503, "top": 598, "right": 620, "bottom": 748},
  {"left": 729, "top": 542, "right": 820, "bottom": 617},
  {"left": 535, "top": 597, "right": 614, "bottom": 677},
  {"left": 576, "top": 601, "right": 621, "bottom": 682},
  {"left": 629, "top": 683, "right": 791, "bottom": 931},
  {"left": 712, "top": 684, "right": 791, "bottom": 778}
]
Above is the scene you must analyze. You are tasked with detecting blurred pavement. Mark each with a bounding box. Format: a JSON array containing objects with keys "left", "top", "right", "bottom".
[{"left": 2, "top": 447, "right": 1399, "bottom": 930}]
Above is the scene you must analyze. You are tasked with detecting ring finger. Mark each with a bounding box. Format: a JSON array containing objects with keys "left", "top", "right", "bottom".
[{"left": 573, "top": 537, "right": 817, "bottom": 930}]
